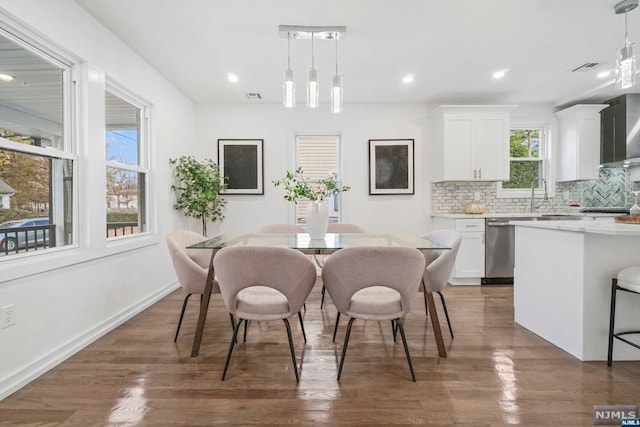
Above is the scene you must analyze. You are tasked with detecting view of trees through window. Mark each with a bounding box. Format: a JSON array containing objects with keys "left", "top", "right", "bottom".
[
  {"left": 105, "top": 89, "right": 146, "bottom": 238},
  {"left": 501, "top": 128, "right": 544, "bottom": 189}
]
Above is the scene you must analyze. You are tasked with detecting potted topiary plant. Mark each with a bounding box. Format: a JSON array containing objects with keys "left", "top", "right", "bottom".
[
  {"left": 170, "top": 155, "right": 227, "bottom": 236},
  {"left": 273, "top": 167, "right": 350, "bottom": 239}
]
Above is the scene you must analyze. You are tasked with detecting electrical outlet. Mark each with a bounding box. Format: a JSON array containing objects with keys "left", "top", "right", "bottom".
[
  {"left": 1, "top": 304, "right": 15, "bottom": 329},
  {"left": 474, "top": 191, "right": 481, "bottom": 201}
]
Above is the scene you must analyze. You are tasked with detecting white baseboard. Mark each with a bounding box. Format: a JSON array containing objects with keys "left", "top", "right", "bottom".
[{"left": 0, "top": 281, "right": 180, "bottom": 401}]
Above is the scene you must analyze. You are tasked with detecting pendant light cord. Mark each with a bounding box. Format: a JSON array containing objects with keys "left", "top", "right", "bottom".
[
  {"left": 335, "top": 38, "right": 338, "bottom": 74},
  {"left": 311, "top": 34, "right": 315, "bottom": 70},
  {"left": 287, "top": 32, "right": 291, "bottom": 70}
]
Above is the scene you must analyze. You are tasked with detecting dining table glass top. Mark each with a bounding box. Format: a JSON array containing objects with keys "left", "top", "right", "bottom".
[{"left": 187, "top": 232, "right": 450, "bottom": 252}]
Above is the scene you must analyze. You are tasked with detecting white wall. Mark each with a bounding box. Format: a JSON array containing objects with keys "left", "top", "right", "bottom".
[
  {"left": 0, "top": 0, "right": 196, "bottom": 399},
  {"left": 195, "top": 103, "right": 431, "bottom": 235}
]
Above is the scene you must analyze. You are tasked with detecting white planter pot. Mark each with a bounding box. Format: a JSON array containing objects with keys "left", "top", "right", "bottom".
[{"left": 306, "top": 201, "right": 329, "bottom": 240}]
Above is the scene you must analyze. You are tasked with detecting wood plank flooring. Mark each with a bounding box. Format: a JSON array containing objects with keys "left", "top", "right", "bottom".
[{"left": 1, "top": 281, "right": 639, "bottom": 426}]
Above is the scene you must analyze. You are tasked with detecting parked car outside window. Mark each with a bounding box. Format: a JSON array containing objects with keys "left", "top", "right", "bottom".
[{"left": 0, "top": 217, "right": 50, "bottom": 251}]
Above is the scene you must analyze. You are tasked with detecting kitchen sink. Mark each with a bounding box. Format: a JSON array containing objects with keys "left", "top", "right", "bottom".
[{"left": 536, "top": 214, "right": 595, "bottom": 221}]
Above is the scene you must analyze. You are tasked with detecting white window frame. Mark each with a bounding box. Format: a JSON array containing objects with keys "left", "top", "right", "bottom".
[
  {"left": 105, "top": 80, "right": 151, "bottom": 241},
  {"left": 496, "top": 123, "right": 555, "bottom": 198},
  {"left": 0, "top": 25, "right": 79, "bottom": 258}
]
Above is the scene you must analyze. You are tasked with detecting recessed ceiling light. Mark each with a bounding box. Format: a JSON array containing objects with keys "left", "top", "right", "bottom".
[
  {"left": 597, "top": 70, "right": 611, "bottom": 79},
  {"left": 493, "top": 69, "right": 509, "bottom": 79},
  {"left": 402, "top": 74, "right": 415, "bottom": 84},
  {"left": 227, "top": 72, "right": 239, "bottom": 83},
  {"left": 0, "top": 73, "right": 14, "bottom": 82}
]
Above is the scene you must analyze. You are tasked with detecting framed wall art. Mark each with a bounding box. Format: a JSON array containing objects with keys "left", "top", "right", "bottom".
[
  {"left": 368, "top": 139, "right": 414, "bottom": 195},
  {"left": 217, "top": 139, "right": 264, "bottom": 195}
]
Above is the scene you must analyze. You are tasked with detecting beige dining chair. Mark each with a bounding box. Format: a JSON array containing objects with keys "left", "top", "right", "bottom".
[
  {"left": 214, "top": 245, "right": 317, "bottom": 382},
  {"left": 166, "top": 230, "right": 220, "bottom": 342},
  {"left": 322, "top": 246, "right": 425, "bottom": 381},
  {"left": 316, "top": 223, "right": 366, "bottom": 308},
  {"left": 421, "top": 229, "right": 462, "bottom": 338}
]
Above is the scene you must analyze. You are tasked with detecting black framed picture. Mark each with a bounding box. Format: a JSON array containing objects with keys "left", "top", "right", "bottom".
[
  {"left": 217, "top": 139, "right": 264, "bottom": 195},
  {"left": 368, "top": 139, "right": 414, "bottom": 195}
]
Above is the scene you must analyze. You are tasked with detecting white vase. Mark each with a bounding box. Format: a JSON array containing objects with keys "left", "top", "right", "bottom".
[{"left": 305, "top": 201, "right": 329, "bottom": 240}]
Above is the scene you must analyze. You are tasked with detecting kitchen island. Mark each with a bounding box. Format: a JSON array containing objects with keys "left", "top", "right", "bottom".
[{"left": 512, "top": 218, "right": 640, "bottom": 361}]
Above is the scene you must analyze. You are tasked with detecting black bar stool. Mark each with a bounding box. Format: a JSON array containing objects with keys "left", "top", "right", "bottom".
[{"left": 607, "top": 266, "right": 640, "bottom": 367}]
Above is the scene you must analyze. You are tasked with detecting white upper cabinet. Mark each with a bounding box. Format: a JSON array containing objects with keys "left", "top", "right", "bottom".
[
  {"left": 430, "top": 105, "right": 514, "bottom": 182},
  {"left": 555, "top": 104, "right": 607, "bottom": 182}
]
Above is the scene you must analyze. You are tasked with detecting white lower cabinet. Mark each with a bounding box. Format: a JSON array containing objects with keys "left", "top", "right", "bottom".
[{"left": 431, "top": 217, "right": 485, "bottom": 285}]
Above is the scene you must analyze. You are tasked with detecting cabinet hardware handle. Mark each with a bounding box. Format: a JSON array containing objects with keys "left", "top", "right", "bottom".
[
  {"left": 473, "top": 169, "right": 477, "bottom": 179},
  {"left": 479, "top": 168, "right": 482, "bottom": 179}
]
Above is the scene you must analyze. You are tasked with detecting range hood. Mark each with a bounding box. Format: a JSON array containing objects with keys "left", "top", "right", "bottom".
[{"left": 600, "top": 94, "right": 640, "bottom": 166}]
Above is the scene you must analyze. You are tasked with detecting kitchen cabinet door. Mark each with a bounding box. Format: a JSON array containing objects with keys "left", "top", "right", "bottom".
[
  {"left": 431, "top": 106, "right": 513, "bottom": 182},
  {"left": 443, "top": 116, "right": 474, "bottom": 180},
  {"left": 556, "top": 104, "right": 607, "bottom": 181},
  {"left": 454, "top": 231, "right": 485, "bottom": 280},
  {"left": 474, "top": 116, "right": 510, "bottom": 180}
]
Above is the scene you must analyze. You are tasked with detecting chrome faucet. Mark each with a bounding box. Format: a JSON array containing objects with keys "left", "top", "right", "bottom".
[{"left": 530, "top": 177, "right": 548, "bottom": 213}]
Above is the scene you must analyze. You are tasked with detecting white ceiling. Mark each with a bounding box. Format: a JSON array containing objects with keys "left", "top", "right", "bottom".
[{"left": 74, "top": 0, "right": 640, "bottom": 108}]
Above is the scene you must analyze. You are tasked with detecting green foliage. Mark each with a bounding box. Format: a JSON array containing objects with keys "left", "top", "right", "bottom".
[
  {"left": 272, "top": 167, "right": 350, "bottom": 203},
  {"left": 503, "top": 129, "right": 542, "bottom": 188},
  {"left": 0, "top": 208, "right": 33, "bottom": 224},
  {"left": 170, "top": 155, "right": 226, "bottom": 235},
  {"left": 106, "top": 211, "right": 138, "bottom": 222}
]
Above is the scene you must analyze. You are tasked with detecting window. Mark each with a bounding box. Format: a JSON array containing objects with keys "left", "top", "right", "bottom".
[
  {"left": 295, "top": 135, "right": 342, "bottom": 223},
  {"left": 105, "top": 86, "right": 149, "bottom": 238},
  {"left": 0, "top": 31, "right": 74, "bottom": 256},
  {"left": 497, "top": 125, "right": 550, "bottom": 197}
]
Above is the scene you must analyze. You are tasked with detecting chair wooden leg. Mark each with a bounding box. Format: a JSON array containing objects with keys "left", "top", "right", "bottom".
[
  {"left": 437, "top": 290, "right": 454, "bottom": 339},
  {"left": 229, "top": 313, "right": 238, "bottom": 343},
  {"left": 283, "top": 318, "right": 300, "bottom": 382},
  {"left": 391, "top": 319, "right": 397, "bottom": 342},
  {"left": 608, "top": 278, "right": 618, "bottom": 367},
  {"left": 396, "top": 318, "right": 416, "bottom": 382},
  {"left": 332, "top": 312, "right": 341, "bottom": 342},
  {"left": 321, "top": 286, "right": 326, "bottom": 309},
  {"left": 174, "top": 293, "right": 193, "bottom": 342},
  {"left": 422, "top": 280, "right": 429, "bottom": 316},
  {"left": 298, "top": 311, "right": 307, "bottom": 343},
  {"left": 337, "top": 317, "right": 356, "bottom": 381},
  {"left": 221, "top": 318, "right": 244, "bottom": 381},
  {"left": 243, "top": 320, "right": 249, "bottom": 343}
]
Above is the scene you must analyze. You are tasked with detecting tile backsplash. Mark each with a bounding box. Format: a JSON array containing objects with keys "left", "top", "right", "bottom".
[{"left": 432, "top": 168, "right": 635, "bottom": 214}]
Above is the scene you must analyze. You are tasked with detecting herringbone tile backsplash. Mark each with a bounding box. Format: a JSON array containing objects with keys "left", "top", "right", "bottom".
[{"left": 432, "top": 168, "right": 634, "bottom": 214}]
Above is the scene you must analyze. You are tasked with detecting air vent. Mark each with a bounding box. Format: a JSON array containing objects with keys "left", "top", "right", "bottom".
[
  {"left": 568, "top": 62, "right": 601, "bottom": 72},
  {"left": 245, "top": 92, "right": 262, "bottom": 100}
]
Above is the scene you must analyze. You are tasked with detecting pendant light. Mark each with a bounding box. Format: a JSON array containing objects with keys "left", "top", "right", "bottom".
[
  {"left": 331, "top": 38, "right": 343, "bottom": 113},
  {"left": 615, "top": 0, "right": 639, "bottom": 90},
  {"left": 283, "top": 32, "right": 295, "bottom": 107},
  {"left": 307, "top": 34, "right": 319, "bottom": 108}
]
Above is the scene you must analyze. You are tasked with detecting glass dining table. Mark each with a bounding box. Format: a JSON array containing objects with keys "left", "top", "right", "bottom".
[{"left": 187, "top": 232, "right": 451, "bottom": 357}]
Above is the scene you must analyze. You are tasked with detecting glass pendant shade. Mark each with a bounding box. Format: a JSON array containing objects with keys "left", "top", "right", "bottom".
[
  {"left": 616, "top": 44, "right": 636, "bottom": 89},
  {"left": 283, "top": 69, "right": 295, "bottom": 107},
  {"left": 331, "top": 74, "right": 343, "bottom": 113},
  {"left": 307, "top": 69, "right": 319, "bottom": 108}
]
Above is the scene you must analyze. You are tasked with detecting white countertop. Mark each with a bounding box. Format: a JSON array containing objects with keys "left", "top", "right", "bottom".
[
  {"left": 431, "top": 212, "right": 620, "bottom": 219},
  {"left": 510, "top": 217, "right": 640, "bottom": 236}
]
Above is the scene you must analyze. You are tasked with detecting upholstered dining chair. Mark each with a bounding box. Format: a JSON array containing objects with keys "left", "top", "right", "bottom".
[
  {"left": 322, "top": 246, "right": 425, "bottom": 381},
  {"left": 166, "top": 230, "right": 219, "bottom": 342},
  {"left": 214, "top": 245, "right": 317, "bottom": 382},
  {"left": 317, "top": 223, "right": 366, "bottom": 309},
  {"left": 420, "top": 229, "right": 462, "bottom": 338}
]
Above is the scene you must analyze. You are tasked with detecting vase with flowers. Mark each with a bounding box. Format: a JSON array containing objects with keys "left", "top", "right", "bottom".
[{"left": 273, "top": 167, "right": 351, "bottom": 239}]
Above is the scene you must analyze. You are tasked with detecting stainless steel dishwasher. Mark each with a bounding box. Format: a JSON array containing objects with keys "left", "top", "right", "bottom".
[{"left": 482, "top": 217, "right": 521, "bottom": 285}]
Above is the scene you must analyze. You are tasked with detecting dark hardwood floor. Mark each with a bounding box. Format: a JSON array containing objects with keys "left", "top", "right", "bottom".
[{"left": 1, "top": 281, "right": 639, "bottom": 426}]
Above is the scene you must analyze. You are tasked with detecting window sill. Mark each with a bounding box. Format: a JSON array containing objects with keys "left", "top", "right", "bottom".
[{"left": 0, "top": 233, "right": 159, "bottom": 285}]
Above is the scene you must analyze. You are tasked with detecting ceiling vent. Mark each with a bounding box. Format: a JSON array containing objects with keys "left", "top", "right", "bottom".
[
  {"left": 245, "top": 92, "right": 262, "bottom": 100},
  {"left": 568, "top": 62, "right": 601, "bottom": 72}
]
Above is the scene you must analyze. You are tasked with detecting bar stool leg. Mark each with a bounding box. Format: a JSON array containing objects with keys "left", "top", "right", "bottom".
[{"left": 607, "top": 278, "right": 618, "bottom": 367}]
